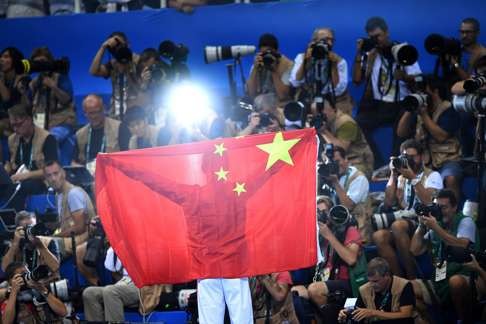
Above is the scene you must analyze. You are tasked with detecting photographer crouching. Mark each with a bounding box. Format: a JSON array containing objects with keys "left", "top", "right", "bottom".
[
  {"left": 410, "top": 189, "right": 479, "bottom": 323},
  {"left": 337, "top": 257, "right": 416, "bottom": 324},
  {"left": 1, "top": 261, "right": 67, "bottom": 323},
  {"left": 1, "top": 210, "right": 60, "bottom": 275},
  {"left": 305, "top": 203, "right": 363, "bottom": 323}
]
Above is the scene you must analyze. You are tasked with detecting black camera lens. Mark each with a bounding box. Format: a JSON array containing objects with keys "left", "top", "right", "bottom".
[
  {"left": 311, "top": 40, "right": 329, "bottom": 60},
  {"left": 329, "top": 205, "right": 349, "bottom": 226},
  {"left": 22, "top": 265, "right": 50, "bottom": 283}
]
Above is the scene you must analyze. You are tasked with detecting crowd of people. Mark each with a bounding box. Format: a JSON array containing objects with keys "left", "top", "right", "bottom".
[{"left": 0, "top": 13, "right": 485, "bottom": 324}]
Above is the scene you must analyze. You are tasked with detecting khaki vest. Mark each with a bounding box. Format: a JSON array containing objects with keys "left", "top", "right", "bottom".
[
  {"left": 128, "top": 125, "right": 160, "bottom": 150},
  {"left": 59, "top": 182, "right": 96, "bottom": 253},
  {"left": 8, "top": 126, "right": 50, "bottom": 171},
  {"left": 76, "top": 117, "right": 121, "bottom": 164},
  {"left": 359, "top": 275, "right": 410, "bottom": 314},
  {"left": 16, "top": 301, "right": 62, "bottom": 324},
  {"left": 415, "top": 102, "right": 461, "bottom": 169},
  {"left": 32, "top": 73, "right": 76, "bottom": 129},
  {"left": 331, "top": 111, "right": 374, "bottom": 178}
]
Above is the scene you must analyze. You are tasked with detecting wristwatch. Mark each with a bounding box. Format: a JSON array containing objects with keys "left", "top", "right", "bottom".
[
  {"left": 410, "top": 178, "right": 420, "bottom": 186},
  {"left": 453, "top": 62, "right": 460, "bottom": 69},
  {"left": 41, "top": 289, "right": 49, "bottom": 298}
]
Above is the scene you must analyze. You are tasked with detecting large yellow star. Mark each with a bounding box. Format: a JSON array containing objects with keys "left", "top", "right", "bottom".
[
  {"left": 214, "top": 143, "right": 227, "bottom": 157},
  {"left": 257, "top": 132, "right": 301, "bottom": 170},
  {"left": 233, "top": 182, "right": 246, "bottom": 196},
  {"left": 214, "top": 167, "right": 229, "bottom": 181}
]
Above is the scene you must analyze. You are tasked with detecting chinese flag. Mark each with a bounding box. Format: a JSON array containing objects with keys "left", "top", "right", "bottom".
[{"left": 96, "top": 128, "right": 317, "bottom": 287}]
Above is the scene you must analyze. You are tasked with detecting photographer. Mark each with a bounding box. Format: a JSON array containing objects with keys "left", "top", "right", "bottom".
[
  {"left": 373, "top": 139, "right": 443, "bottom": 279},
  {"left": 290, "top": 27, "right": 353, "bottom": 115},
  {"left": 353, "top": 17, "right": 421, "bottom": 166},
  {"left": 338, "top": 257, "right": 415, "bottom": 324},
  {"left": 452, "top": 18, "right": 486, "bottom": 81},
  {"left": 43, "top": 160, "right": 95, "bottom": 265},
  {"left": 1, "top": 211, "right": 59, "bottom": 274},
  {"left": 411, "top": 189, "right": 479, "bottom": 323},
  {"left": 320, "top": 98, "right": 374, "bottom": 178},
  {"left": 246, "top": 33, "right": 293, "bottom": 102},
  {"left": 126, "top": 106, "right": 161, "bottom": 150},
  {"left": 320, "top": 146, "right": 371, "bottom": 241},
  {"left": 0, "top": 47, "right": 30, "bottom": 139},
  {"left": 397, "top": 75, "right": 462, "bottom": 200},
  {"left": 82, "top": 246, "right": 140, "bottom": 322},
  {"left": 307, "top": 205, "right": 362, "bottom": 322},
  {"left": 1, "top": 103, "right": 58, "bottom": 212},
  {"left": 89, "top": 31, "right": 140, "bottom": 150},
  {"left": 250, "top": 272, "right": 298, "bottom": 324},
  {"left": 1, "top": 261, "right": 67, "bottom": 324},
  {"left": 29, "top": 47, "right": 76, "bottom": 146},
  {"left": 73, "top": 94, "right": 121, "bottom": 167}
]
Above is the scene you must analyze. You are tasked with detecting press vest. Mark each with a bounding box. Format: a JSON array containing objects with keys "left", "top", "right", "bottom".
[
  {"left": 76, "top": 117, "right": 121, "bottom": 164},
  {"left": 8, "top": 126, "right": 49, "bottom": 171}
]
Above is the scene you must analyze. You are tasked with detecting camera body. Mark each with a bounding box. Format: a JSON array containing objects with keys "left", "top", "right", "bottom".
[
  {"left": 360, "top": 37, "right": 377, "bottom": 53},
  {"left": 260, "top": 50, "right": 281, "bottom": 69},
  {"left": 148, "top": 61, "right": 171, "bottom": 85},
  {"left": 391, "top": 154, "right": 414, "bottom": 170},
  {"left": 311, "top": 39, "right": 330, "bottom": 60},
  {"left": 108, "top": 38, "right": 132, "bottom": 64},
  {"left": 403, "top": 92, "right": 428, "bottom": 113},
  {"left": 318, "top": 143, "right": 339, "bottom": 177},
  {"left": 415, "top": 202, "right": 442, "bottom": 221}
]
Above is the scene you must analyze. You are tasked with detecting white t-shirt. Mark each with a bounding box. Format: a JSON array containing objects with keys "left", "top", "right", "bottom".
[
  {"left": 339, "top": 166, "right": 369, "bottom": 204},
  {"left": 289, "top": 53, "right": 348, "bottom": 96},
  {"left": 57, "top": 187, "right": 88, "bottom": 216},
  {"left": 371, "top": 54, "right": 421, "bottom": 102},
  {"left": 104, "top": 247, "right": 129, "bottom": 277},
  {"left": 401, "top": 170, "right": 443, "bottom": 208}
]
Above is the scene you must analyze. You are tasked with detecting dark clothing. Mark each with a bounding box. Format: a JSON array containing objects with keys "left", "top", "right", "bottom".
[
  {"left": 118, "top": 121, "right": 131, "bottom": 151},
  {"left": 356, "top": 100, "right": 404, "bottom": 167},
  {"left": 73, "top": 127, "right": 104, "bottom": 162},
  {"left": 354, "top": 281, "right": 415, "bottom": 324},
  {"left": 18, "top": 239, "right": 60, "bottom": 271},
  {"left": 14, "top": 134, "right": 58, "bottom": 171}
]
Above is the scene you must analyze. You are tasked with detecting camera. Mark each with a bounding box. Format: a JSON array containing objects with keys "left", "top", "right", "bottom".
[
  {"left": 318, "top": 144, "right": 339, "bottom": 177},
  {"left": 360, "top": 37, "right": 377, "bottom": 53},
  {"left": 48, "top": 279, "right": 70, "bottom": 301},
  {"left": 83, "top": 218, "right": 106, "bottom": 268},
  {"left": 311, "top": 39, "right": 330, "bottom": 60},
  {"left": 24, "top": 223, "right": 55, "bottom": 240},
  {"left": 424, "top": 34, "right": 462, "bottom": 57},
  {"left": 148, "top": 61, "right": 171, "bottom": 84},
  {"left": 317, "top": 209, "right": 328, "bottom": 224},
  {"left": 372, "top": 209, "right": 417, "bottom": 230},
  {"left": 204, "top": 45, "right": 256, "bottom": 64},
  {"left": 402, "top": 92, "right": 428, "bottom": 112},
  {"left": 446, "top": 246, "right": 486, "bottom": 267},
  {"left": 108, "top": 38, "right": 132, "bottom": 64},
  {"left": 463, "top": 74, "right": 486, "bottom": 93},
  {"left": 19, "top": 57, "right": 70, "bottom": 75},
  {"left": 21, "top": 265, "right": 50, "bottom": 283},
  {"left": 260, "top": 50, "right": 281, "bottom": 69},
  {"left": 328, "top": 205, "right": 351, "bottom": 228},
  {"left": 391, "top": 154, "right": 414, "bottom": 170},
  {"left": 390, "top": 43, "right": 419, "bottom": 66},
  {"left": 415, "top": 202, "right": 442, "bottom": 221},
  {"left": 452, "top": 94, "right": 486, "bottom": 113},
  {"left": 159, "top": 40, "right": 189, "bottom": 63}
]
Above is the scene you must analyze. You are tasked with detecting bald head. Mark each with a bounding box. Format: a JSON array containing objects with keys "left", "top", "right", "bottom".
[{"left": 83, "top": 94, "right": 105, "bottom": 128}]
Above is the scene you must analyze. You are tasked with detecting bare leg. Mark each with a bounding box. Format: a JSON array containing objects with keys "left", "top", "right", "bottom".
[
  {"left": 449, "top": 275, "right": 472, "bottom": 322},
  {"left": 373, "top": 229, "right": 404, "bottom": 277},
  {"left": 391, "top": 220, "right": 416, "bottom": 279}
]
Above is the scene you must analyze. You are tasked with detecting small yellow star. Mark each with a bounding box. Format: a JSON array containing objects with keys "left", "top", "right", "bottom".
[
  {"left": 214, "top": 143, "right": 227, "bottom": 157},
  {"left": 214, "top": 167, "right": 229, "bottom": 181},
  {"left": 233, "top": 182, "right": 246, "bottom": 196},
  {"left": 257, "top": 132, "right": 301, "bottom": 171}
]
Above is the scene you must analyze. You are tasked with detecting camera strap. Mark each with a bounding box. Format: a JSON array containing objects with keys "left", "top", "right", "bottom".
[
  {"left": 406, "top": 179, "right": 416, "bottom": 210},
  {"left": 377, "top": 55, "right": 394, "bottom": 99},
  {"left": 86, "top": 126, "right": 106, "bottom": 162},
  {"left": 19, "top": 140, "right": 34, "bottom": 170}
]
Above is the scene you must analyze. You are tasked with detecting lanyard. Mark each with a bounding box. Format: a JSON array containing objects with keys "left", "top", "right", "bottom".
[
  {"left": 377, "top": 54, "right": 394, "bottom": 98},
  {"left": 19, "top": 140, "right": 34, "bottom": 170},
  {"left": 378, "top": 291, "right": 391, "bottom": 310},
  {"left": 86, "top": 126, "right": 106, "bottom": 162}
]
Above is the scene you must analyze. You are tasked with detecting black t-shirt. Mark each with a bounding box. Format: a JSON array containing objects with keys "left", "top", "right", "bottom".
[
  {"left": 14, "top": 134, "right": 58, "bottom": 171},
  {"left": 73, "top": 127, "right": 104, "bottom": 162},
  {"left": 355, "top": 280, "right": 415, "bottom": 324}
]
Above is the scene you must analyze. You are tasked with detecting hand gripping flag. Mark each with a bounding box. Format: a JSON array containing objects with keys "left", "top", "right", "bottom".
[{"left": 96, "top": 128, "right": 318, "bottom": 287}]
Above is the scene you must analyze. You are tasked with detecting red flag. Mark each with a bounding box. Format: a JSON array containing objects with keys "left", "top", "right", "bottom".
[{"left": 96, "top": 128, "right": 318, "bottom": 287}]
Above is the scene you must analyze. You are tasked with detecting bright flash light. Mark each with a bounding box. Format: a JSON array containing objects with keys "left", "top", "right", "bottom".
[{"left": 167, "top": 82, "right": 212, "bottom": 126}]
